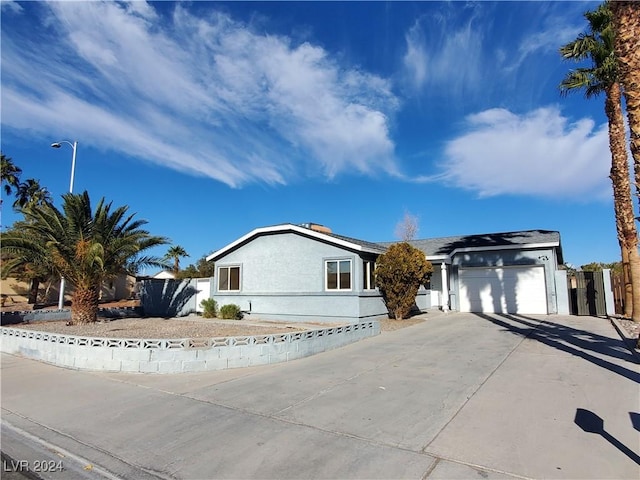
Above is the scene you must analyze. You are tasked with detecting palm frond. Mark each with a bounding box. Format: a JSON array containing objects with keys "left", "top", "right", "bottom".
[{"left": 0, "top": 190, "right": 169, "bottom": 290}]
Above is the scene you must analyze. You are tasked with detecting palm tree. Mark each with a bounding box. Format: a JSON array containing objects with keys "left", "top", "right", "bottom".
[
  {"left": 610, "top": 1, "right": 640, "bottom": 209},
  {"left": 13, "top": 179, "right": 52, "bottom": 211},
  {"left": 4, "top": 179, "right": 53, "bottom": 303},
  {"left": 165, "top": 245, "right": 189, "bottom": 274},
  {"left": 1, "top": 191, "right": 170, "bottom": 324},
  {"left": 560, "top": 1, "right": 640, "bottom": 321},
  {"left": 1, "top": 221, "right": 57, "bottom": 304},
  {"left": 1, "top": 153, "right": 22, "bottom": 197}
]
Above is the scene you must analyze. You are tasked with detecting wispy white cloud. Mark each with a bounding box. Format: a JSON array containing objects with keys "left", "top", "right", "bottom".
[
  {"left": 0, "top": 0, "right": 22, "bottom": 14},
  {"left": 399, "top": 2, "right": 588, "bottom": 106},
  {"left": 1, "top": 1, "right": 399, "bottom": 187},
  {"left": 416, "top": 106, "right": 611, "bottom": 199},
  {"left": 401, "top": 11, "right": 484, "bottom": 97},
  {"left": 507, "top": 19, "right": 583, "bottom": 73}
]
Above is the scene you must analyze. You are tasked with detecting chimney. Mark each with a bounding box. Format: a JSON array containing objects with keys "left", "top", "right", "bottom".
[{"left": 301, "top": 223, "right": 332, "bottom": 234}]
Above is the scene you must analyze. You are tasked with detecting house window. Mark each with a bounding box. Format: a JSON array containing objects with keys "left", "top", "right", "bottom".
[
  {"left": 218, "top": 266, "right": 240, "bottom": 291},
  {"left": 326, "top": 260, "right": 351, "bottom": 290},
  {"left": 363, "top": 260, "right": 376, "bottom": 290}
]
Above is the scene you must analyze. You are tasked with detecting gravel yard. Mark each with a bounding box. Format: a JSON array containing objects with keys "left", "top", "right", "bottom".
[
  {"left": 9, "top": 315, "right": 425, "bottom": 338},
  {"left": 13, "top": 317, "right": 308, "bottom": 338},
  {"left": 614, "top": 317, "right": 640, "bottom": 341}
]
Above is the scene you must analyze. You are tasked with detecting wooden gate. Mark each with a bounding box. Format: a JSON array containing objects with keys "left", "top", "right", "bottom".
[{"left": 568, "top": 271, "right": 607, "bottom": 316}]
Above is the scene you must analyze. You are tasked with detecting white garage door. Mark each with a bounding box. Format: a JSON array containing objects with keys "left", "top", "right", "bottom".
[{"left": 458, "top": 266, "right": 547, "bottom": 314}]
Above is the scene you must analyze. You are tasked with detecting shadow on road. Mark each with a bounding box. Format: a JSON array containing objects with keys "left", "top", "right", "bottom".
[
  {"left": 575, "top": 408, "right": 640, "bottom": 465},
  {"left": 472, "top": 313, "right": 640, "bottom": 384}
]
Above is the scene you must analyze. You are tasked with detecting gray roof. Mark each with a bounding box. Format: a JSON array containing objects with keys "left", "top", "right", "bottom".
[
  {"left": 211, "top": 224, "right": 562, "bottom": 262},
  {"left": 209, "top": 223, "right": 387, "bottom": 261},
  {"left": 272, "top": 224, "right": 387, "bottom": 253},
  {"left": 325, "top": 232, "right": 387, "bottom": 254},
  {"left": 379, "top": 229, "right": 562, "bottom": 260}
]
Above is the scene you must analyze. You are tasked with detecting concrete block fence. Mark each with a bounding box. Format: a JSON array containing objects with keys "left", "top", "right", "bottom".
[{"left": 0, "top": 321, "right": 380, "bottom": 374}]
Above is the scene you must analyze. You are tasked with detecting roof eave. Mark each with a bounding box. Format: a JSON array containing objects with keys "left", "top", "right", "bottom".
[
  {"left": 207, "top": 224, "right": 382, "bottom": 261},
  {"left": 449, "top": 241, "right": 560, "bottom": 256}
]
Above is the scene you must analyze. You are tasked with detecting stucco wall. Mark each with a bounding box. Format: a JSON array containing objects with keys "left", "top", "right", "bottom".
[
  {"left": 554, "top": 270, "right": 570, "bottom": 315},
  {"left": 212, "top": 232, "right": 389, "bottom": 322},
  {"left": 215, "top": 232, "right": 363, "bottom": 292}
]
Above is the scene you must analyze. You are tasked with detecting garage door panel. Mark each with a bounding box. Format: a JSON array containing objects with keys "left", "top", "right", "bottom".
[{"left": 458, "top": 267, "right": 547, "bottom": 314}]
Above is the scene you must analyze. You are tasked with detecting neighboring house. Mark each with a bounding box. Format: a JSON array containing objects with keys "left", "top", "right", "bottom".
[
  {"left": 0, "top": 274, "right": 136, "bottom": 306},
  {"left": 206, "top": 223, "right": 568, "bottom": 323}
]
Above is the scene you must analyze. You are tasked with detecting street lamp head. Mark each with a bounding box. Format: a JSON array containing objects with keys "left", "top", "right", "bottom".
[{"left": 51, "top": 143, "right": 62, "bottom": 148}]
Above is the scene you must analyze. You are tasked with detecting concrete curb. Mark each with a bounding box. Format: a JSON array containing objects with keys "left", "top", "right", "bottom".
[
  {"left": 0, "top": 321, "right": 380, "bottom": 374},
  {"left": 608, "top": 317, "right": 640, "bottom": 362}
]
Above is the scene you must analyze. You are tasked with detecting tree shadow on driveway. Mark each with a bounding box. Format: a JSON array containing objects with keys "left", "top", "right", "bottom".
[{"left": 472, "top": 313, "right": 640, "bottom": 384}]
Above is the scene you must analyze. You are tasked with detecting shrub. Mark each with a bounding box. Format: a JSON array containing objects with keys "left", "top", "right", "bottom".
[
  {"left": 375, "top": 242, "right": 433, "bottom": 320},
  {"left": 200, "top": 298, "right": 217, "bottom": 318},
  {"left": 219, "top": 303, "right": 242, "bottom": 320}
]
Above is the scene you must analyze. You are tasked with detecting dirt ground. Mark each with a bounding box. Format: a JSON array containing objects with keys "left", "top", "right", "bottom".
[
  {"left": 2, "top": 300, "right": 425, "bottom": 337},
  {"left": 4, "top": 300, "right": 638, "bottom": 339}
]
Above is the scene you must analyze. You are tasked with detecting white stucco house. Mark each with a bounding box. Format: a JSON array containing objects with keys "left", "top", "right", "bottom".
[{"left": 205, "top": 223, "right": 568, "bottom": 322}]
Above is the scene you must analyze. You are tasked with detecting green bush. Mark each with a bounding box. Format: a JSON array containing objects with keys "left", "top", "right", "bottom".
[
  {"left": 219, "top": 303, "right": 242, "bottom": 320},
  {"left": 375, "top": 242, "right": 433, "bottom": 320},
  {"left": 200, "top": 298, "right": 217, "bottom": 318}
]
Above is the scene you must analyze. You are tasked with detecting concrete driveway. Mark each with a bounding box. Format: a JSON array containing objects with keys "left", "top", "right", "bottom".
[{"left": 1, "top": 312, "right": 639, "bottom": 479}]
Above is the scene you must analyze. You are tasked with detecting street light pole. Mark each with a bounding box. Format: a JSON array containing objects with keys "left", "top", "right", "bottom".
[
  {"left": 68, "top": 141, "right": 77, "bottom": 193},
  {"left": 51, "top": 140, "right": 78, "bottom": 309}
]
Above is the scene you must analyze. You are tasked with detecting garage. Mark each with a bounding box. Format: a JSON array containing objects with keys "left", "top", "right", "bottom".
[{"left": 458, "top": 266, "right": 548, "bottom": 314}]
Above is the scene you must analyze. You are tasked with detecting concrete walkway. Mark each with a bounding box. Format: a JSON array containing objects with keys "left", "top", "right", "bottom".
[{"left": 1, "top": 312, "right": 638, "bottom": 479}]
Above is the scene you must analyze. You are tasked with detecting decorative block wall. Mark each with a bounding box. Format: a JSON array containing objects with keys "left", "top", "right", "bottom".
[{"left": 1, "top": 321, "right": 380, "bottom": 374}]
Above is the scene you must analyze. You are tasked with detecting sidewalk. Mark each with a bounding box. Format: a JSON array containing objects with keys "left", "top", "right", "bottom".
[{"left": 2, "top": 312, "right": 638, "bottom": 479}]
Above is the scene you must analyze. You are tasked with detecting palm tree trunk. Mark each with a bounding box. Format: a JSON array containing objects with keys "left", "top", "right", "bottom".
[
  {"left": 71, "top": 285, "right": 100, "bottom": 324},
  {"left": 611, "top": 2, "right": 640, "bottom": 207},
  {"left": 606, "top": 82, "right": 640, "bottom": 321},
  {"left": 611, "top": 2, "right": 640, "bottom": 321},
  {"left": 605, "top": 83, "right": 640, "bottom": 321},
  {"left": 628, "top": 248, "right": 640, "bottom": 323},
  {"left": 28, "top": 279, "right": 40, "bottom": 305},
  {"left": 621, "top": 245, "right": 633, "bottom": 316},
  {"left": 611, "top": 125, "right": 633, "bottom": 317}
]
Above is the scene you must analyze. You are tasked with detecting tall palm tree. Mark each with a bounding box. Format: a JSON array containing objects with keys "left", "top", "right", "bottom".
[
  {"left": 13, "top": 179, "right": 52, "bottom": 211},
  {"left": 1, "top": 153, "right": 22, "bottom": 197},
  {"left": 610, "top": 1, "right": 640, "bottom": 209},
  {"left": 165, "top": 245, "right": 189, "bottom": 274},
  {"left": 1, "top": 191, "right": 170, "bottom": 324},
  {"left": 560, "top": 1, "right": 640, "bottom": 320}
]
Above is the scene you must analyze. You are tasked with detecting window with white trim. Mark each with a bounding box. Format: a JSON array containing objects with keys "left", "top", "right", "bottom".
[
  {"left": 218, "top": 266, "right": 240, "bottom": 291},
  {"left": 363, "top": 260, "right": 376, "bottom": 290},
  {"left": 326, "top": 260, "right": 351, "bottom": 290}
]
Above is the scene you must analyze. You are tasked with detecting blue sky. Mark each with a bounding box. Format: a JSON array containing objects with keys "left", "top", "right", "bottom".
[{"left": 0, "top": 0, "right": 621, "bottom": 272}]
